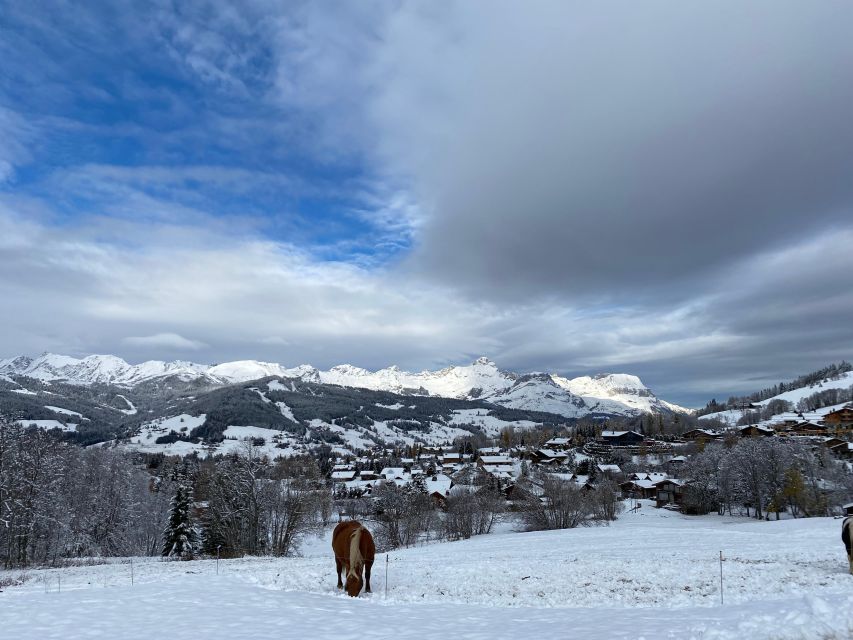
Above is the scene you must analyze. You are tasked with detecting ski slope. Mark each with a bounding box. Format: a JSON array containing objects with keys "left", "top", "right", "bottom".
[{"left": 2, "top": 504, "right": 851, "bottom": 639}]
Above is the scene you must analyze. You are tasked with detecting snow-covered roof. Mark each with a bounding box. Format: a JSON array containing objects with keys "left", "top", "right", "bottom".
[
  {"left": 626, "top": 479, "right": 658, "bottom": 490},
  {"left": 425, "top": 474, "right": 452, "bottom": 497},
  {"left": 596, "top": 464, "right": 621, "bottom": 473},
  {"left": 536, "top": 448, "right": 567, "bottom": 458},
  {"left": 479, "top": 455, "right": 512, "bottom": 465},
  {"left": 631, "top": 472, "right": 668, "bottom": 482},
  {"left": 380, "top": 467, "right": 406, "bottom": 479},
  {"left": 331, "top": 470, "right": 356, "bottom": 480},
  {"left": 483, "top": 464, "right": 514, "bottom": 476},
  {"left": 478, "top": 447, "right": 502, "bottom": 455}
]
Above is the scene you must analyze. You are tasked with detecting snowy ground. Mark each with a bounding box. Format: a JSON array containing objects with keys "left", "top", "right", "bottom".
[{"left": 2, "top": 504, "right": 852, "bottom": 639}]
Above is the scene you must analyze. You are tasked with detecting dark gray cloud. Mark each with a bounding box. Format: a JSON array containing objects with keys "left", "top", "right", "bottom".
[{"left": 365, "top": 2, "right": 853, "bottom": 304}]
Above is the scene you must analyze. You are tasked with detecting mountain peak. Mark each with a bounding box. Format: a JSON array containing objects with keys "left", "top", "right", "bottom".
[{"left": 472, "top": 356, "right": 496, "bottom": 367}]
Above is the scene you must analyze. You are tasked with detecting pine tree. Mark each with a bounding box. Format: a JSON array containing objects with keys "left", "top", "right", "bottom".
[
  {"left": 162, "top": 483, "right": 198, "bottom": 559},
  {"left": 411, "top": 473, "right": 428, "bottom": 494}
]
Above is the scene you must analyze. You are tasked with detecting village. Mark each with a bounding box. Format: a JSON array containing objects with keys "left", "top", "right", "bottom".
[{"left": 326, "top": 403, "right": 853, "bottom": 516}]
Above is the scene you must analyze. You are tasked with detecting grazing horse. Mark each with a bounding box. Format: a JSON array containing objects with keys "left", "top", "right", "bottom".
[
  {"left": 843, "top": 515, "right": 853, "bottom": 575},
  {"left": 332, "top": 520, "right": 375, "bottom": 596}
]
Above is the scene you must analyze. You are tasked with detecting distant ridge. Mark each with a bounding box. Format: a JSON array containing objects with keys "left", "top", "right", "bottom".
[{"left": 0, "top": 352, "right": 690, "bottom": 418}]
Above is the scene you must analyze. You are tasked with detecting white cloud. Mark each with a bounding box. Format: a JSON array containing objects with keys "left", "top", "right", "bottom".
[{"left": 123, "top": 333, "right": 208, "bottom": 350}]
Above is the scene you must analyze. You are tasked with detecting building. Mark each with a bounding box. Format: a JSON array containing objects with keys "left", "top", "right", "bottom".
[
  {"left": 599, "top": 430, "right": 644, "bottom": 446},
  {"left": 824, "top": 405, "right": 853, "bottom": 431},
  {"left": 529, "top": 448, "right": 568, "bottom": 465},
  {"left": 682, "top": 428, "right": 722, "bottom": 443},
  {"left": 738, "top": 425, "right": 775, "bottom": 438},
  {"left": 655, "top": 479, "right": 686, "bottom": 508}
]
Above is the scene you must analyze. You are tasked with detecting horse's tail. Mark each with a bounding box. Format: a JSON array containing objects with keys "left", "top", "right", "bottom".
[{"left": 348, "top": 526, "right": 364, "bottom": 578}]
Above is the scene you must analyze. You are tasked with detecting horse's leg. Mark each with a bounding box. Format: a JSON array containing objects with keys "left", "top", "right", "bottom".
[
  {"left": 364, "top": 560, "right": 373, "bottom": 593},
  {"left": 336, "top": 558, "right": 343, "bottom": 589}
]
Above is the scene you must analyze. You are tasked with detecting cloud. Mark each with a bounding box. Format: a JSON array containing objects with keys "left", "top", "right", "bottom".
[
  {"left": 281, "top": 1, "right": 853, "bottom": 305},
  {"left": 2, "top": 2, "right": 853, "bottom": 407},
  {"left": 123, "top": 333, "right": 208, "bottom": 350},
  {"left": 1, "top": 198, "right": 852, "bottom": 406}
]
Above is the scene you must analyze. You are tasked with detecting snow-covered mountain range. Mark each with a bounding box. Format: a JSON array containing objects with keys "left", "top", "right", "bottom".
[{"left": 0, "top": 353, "right": 689, "bottom": 418}]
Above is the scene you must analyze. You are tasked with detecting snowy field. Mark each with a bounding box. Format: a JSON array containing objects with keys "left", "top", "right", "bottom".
[{"left": 2, "top": 504, "right": 852, "bottom": 639}]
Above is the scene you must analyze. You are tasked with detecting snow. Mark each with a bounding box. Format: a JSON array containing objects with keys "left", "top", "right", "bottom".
[
  {"left": 2, "top": 508, "right": 852, "bottom": 639},
  {"left": 10, "top": 387, "right": 37, "bottom": 395},
  {"left": 448, "top": 409, "right": 537, "bottom": 437},
  {"left": 116, "top": 394, "right": 137, "bottom": 415},
  {"left": 276, "top": 401, "right": 298, "bottom": 423},
  {"left": 44, "top": 405, "right": 85, "bottom": 419},
  {"left": 124, "top": 416, "right": 307, "bottom": 458},
  {"left": 753, "top": 372, "right": 853, "bottom": 407},
  {"left": 1, "top": 352, "right": 689, "bottom": 420},
  {"left": 554, "top": 372, "right": 690, "bottom": 415},
  {"left": 16, "top": 419, "right": 77, "bottom": 432}
]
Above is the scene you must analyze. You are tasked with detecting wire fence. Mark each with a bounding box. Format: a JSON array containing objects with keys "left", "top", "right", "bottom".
[{"left": 9, "top": 545, "right": 846, "bottom": 609}]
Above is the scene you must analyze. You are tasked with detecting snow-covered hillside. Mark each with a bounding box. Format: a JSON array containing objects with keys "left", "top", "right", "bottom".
[
  {"left": 1, "top": 506, "right": 850, "bottom": 639},
  {"left": 700, "top": 371, "right": 853, "bottom": 426},
  {"left": 0, "top": 353, "right": 687, "bottom": 418}
]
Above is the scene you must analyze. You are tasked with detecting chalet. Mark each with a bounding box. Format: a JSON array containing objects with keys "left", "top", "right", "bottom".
[
  {"left": 330, "top": 470, "right": 357, "bottom": 481},
  {"left": 576, "top": 475, "right": 596, "bottom": 491},
  {"left": 682, "top": 428, "right": 722, "bottom": 442},
  {"left": 830, "top": 441, "right": 853, "bottom": 460},
  {"left": 477, "top": 446, "right": 502, "bottom": 456},
  {"left": 379, "top": 467, "right": 407, "bottom": 481},
  {"left": 824, "top": 404, "right": 853, "bottom": 431},
  {"left": 789, "top": 421, "right": 828, "bottom": 436},
  {"left": 655, "top": 479, "right": 686, "bottom": 509},
  {"left": 596, "top": 463, "right": 621, "bottom": 477},
  {"left": 738, "top": 425, "right": 775, "bottom": 438},
  {"left": 620, "top": 478, "right": 659, "bottom": 500},
  {"left": 631, "top": 472, "right": 667, "bottom": 483},
  {"left": 425, "top": 474, "right": 452, "bottom": 508},
  {"left": 477, "top": 455, "right": 513, "bottom": 468},
  {"left": 599, "top": 430, "right": 644, "bottom": 446},
  {"left": 843, "top": 502, "right": 853, "bottom": 516},
  {"left": 773, "top": 412, "right": 805, "bottom": 426},
  {"left": 529, "top": 448, "right": 568, "bottom": 465},
  {"left": 442, "top": 453, "right": 462, "bottom": 465},
  {"left": 544, "top": 437, "right": 571, "bottom": 450}
]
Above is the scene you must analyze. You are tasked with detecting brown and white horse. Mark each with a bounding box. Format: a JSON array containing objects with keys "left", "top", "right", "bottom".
[
  {"left": 332, "top": 520, "right": 375, "bottom": 596},
  {"left": 843, "top": 515, "right": 853, "bottom": 575}
]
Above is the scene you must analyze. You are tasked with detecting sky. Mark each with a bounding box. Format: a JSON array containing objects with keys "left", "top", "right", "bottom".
[{"left": 1, "top": 1, "right": 852, "bottom": 407}]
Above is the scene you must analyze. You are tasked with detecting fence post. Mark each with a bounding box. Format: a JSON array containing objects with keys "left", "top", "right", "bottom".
[{"left": 719, "top": 551, "right": 724, "bottom": 605}]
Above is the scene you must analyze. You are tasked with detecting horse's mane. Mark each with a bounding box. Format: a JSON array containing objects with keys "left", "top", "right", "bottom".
[{"left": 347, "top": 526, "right": 364, "bottom": 579}]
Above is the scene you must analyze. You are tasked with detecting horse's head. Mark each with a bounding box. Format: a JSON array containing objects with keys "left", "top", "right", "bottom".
[{"left": 345, "top": 570, "right": 363, "bottom": 597}]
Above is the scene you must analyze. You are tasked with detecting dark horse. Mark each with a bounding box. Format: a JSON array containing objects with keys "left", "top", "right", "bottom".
[
  {"left": 843, "top": 515, "right": 853, "bottom": 575},
  {"left": 332, "top": 520, "right": 375, "bottom": 596}
]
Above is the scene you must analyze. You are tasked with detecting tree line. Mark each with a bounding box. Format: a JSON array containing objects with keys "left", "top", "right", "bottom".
[{"left": 696, "top": 361, "right": 852, "bottom": 417}]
